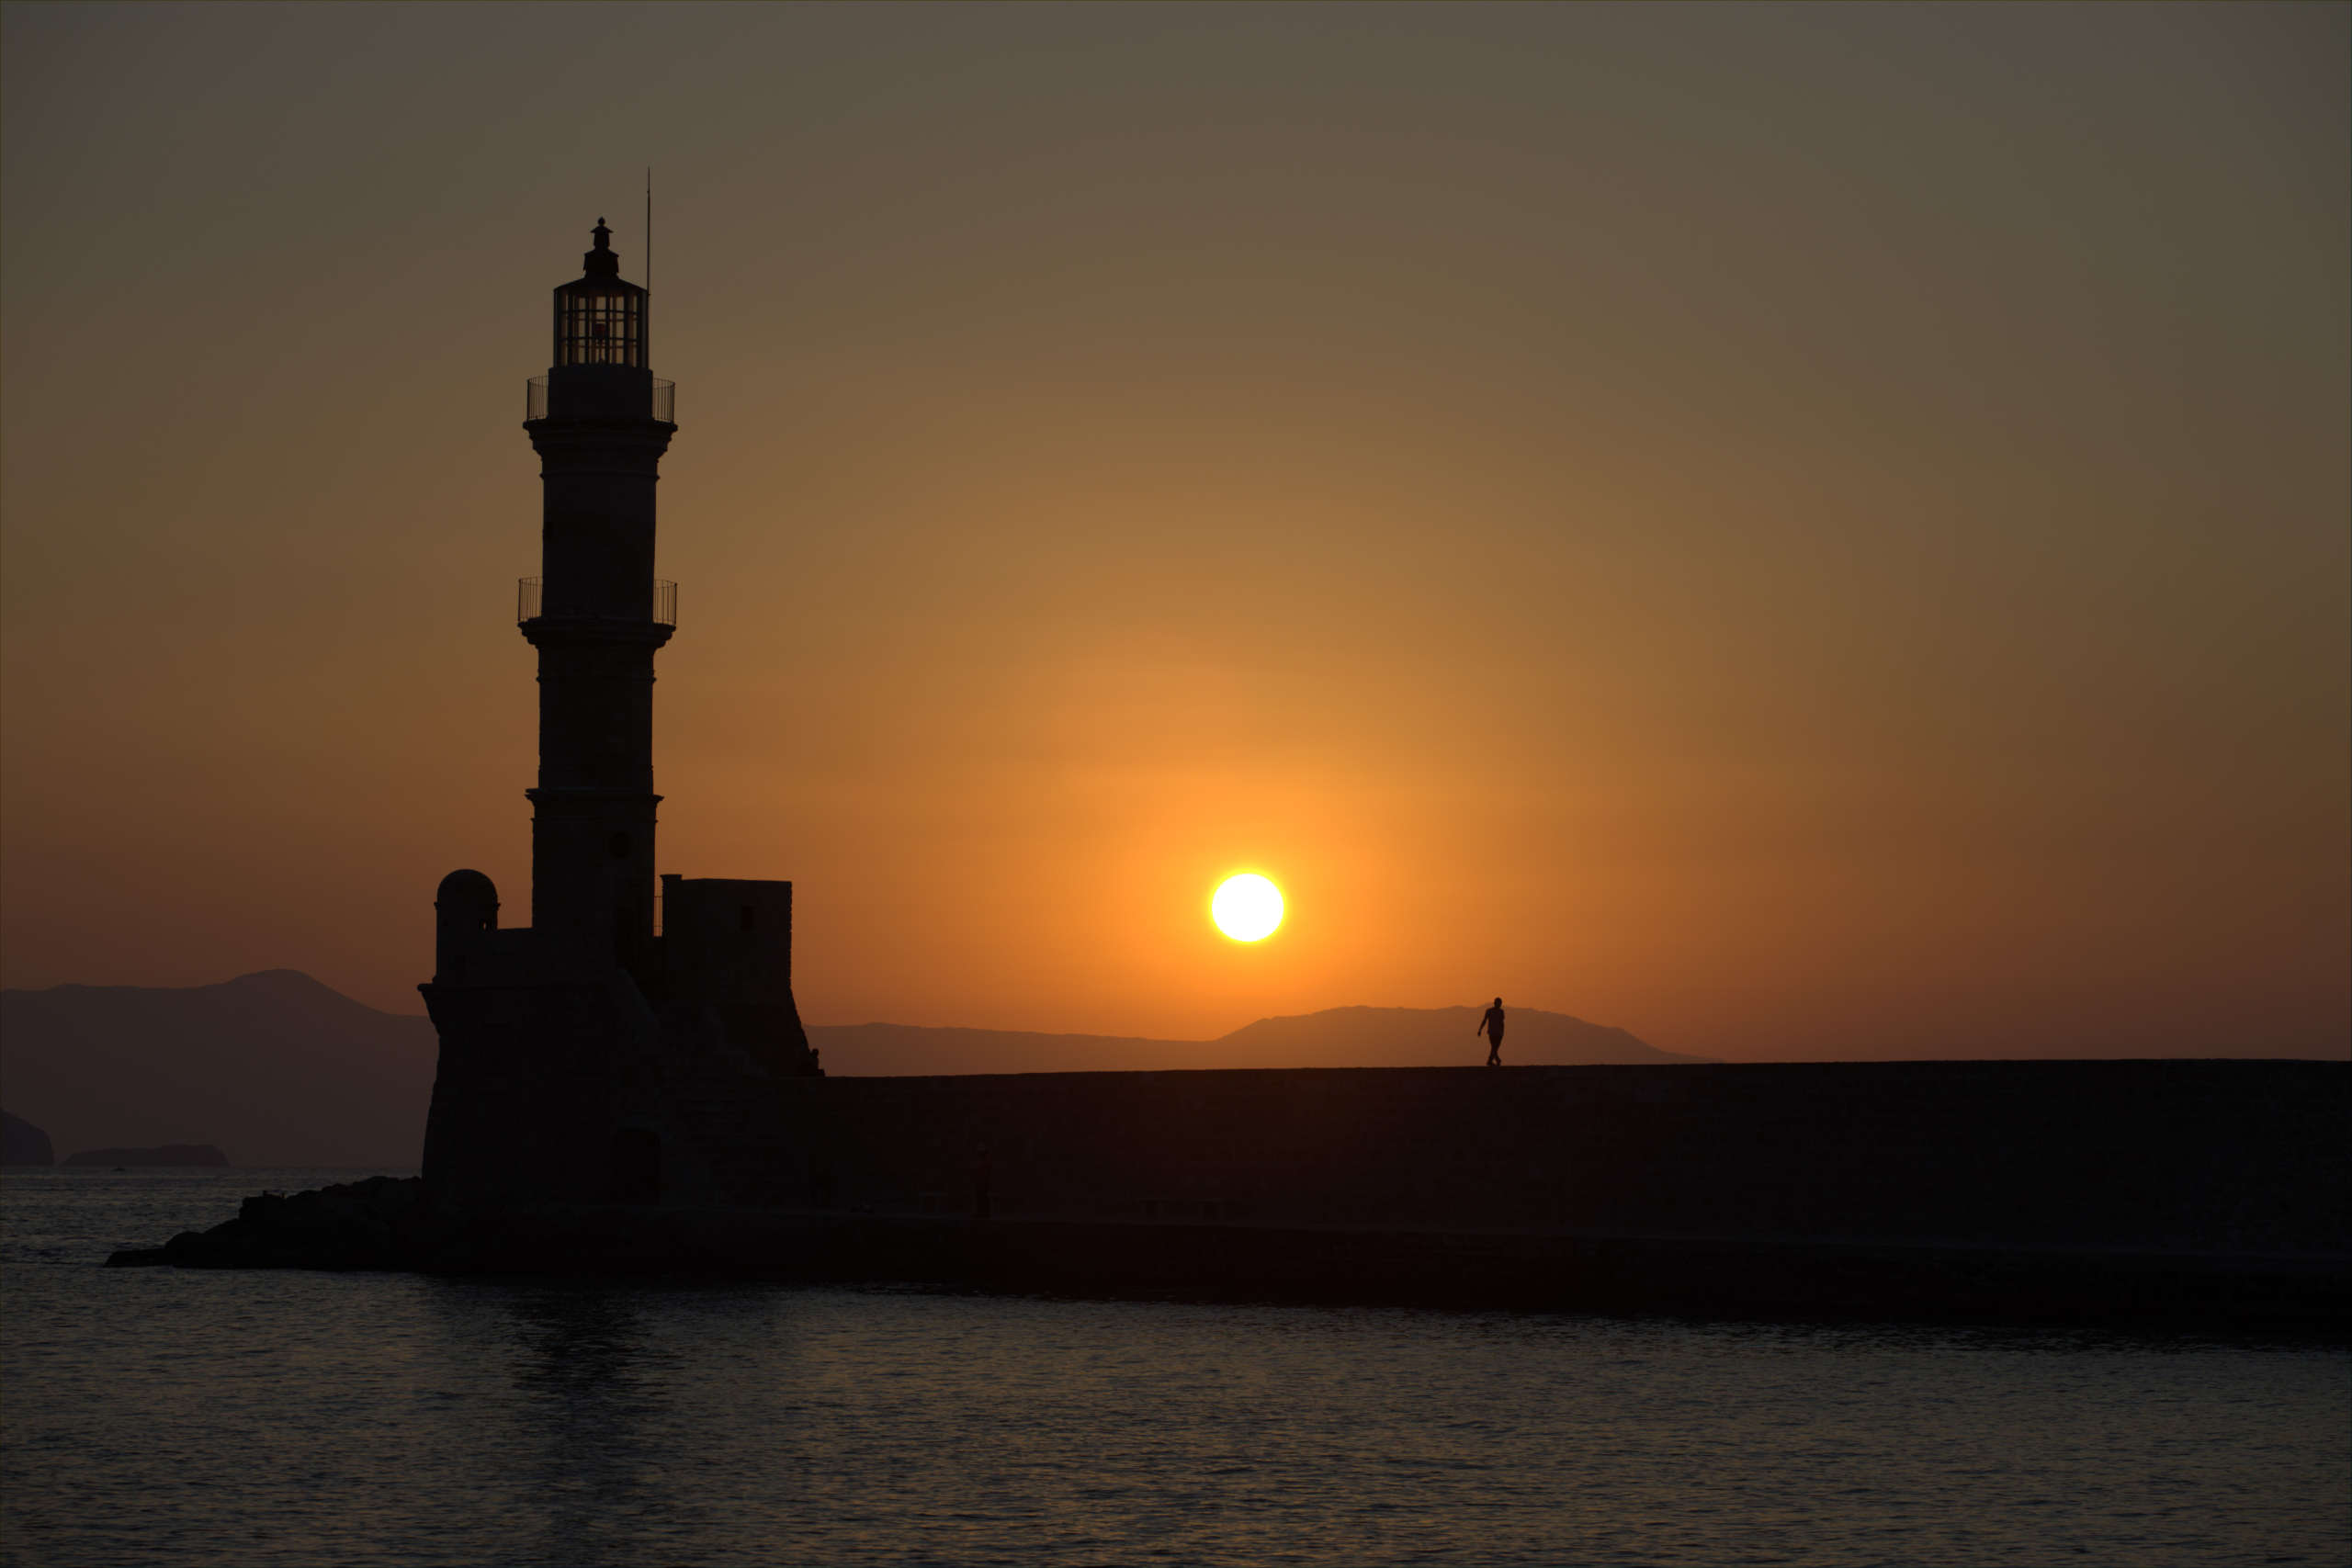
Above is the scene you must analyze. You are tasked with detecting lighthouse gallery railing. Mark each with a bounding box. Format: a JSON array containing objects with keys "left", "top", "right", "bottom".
[
  {"left": 517, "top": 578, "right": 677, "bottom": 627},
  {"left": 525, "top": 376, "right": 675, "bottom": 423}
]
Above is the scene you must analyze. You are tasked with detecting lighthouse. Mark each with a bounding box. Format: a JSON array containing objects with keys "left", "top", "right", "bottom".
[
  {"left": 521, "top": 217, "right": 674, "bottom": 983},
  {"left": 420, "top": 220, "right": 817, "bottom": 1215}
]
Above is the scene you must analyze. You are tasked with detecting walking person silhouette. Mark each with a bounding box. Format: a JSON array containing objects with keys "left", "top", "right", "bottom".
[{"left": 1477, "top": 998, "right": 1507, "bottom": 1066}]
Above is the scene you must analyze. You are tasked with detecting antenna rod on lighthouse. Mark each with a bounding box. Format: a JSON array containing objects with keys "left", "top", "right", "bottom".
[{"left": 645, "top": 167, "right": 652, "bottom": 295}]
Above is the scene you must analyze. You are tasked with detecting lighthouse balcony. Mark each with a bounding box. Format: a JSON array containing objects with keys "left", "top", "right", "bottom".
[
  {"left": 526, "top": 374, "right": 675, "bottom": 423},
  {"left": 518, "top": 577, "right": 677, "bottom": 627}
]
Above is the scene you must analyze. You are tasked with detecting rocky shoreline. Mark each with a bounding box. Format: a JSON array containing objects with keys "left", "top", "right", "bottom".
[{"left": 108, "top": 1176, "right": 428, "bottom": 1271}]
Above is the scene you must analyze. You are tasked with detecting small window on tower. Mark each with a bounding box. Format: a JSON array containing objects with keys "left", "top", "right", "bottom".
[{"left": 740, "top": 906, "right": 757, "bottom": 932}]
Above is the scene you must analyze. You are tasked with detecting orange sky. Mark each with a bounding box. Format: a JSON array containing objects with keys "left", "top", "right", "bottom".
[{"left": 4, "top": 4, "right": 2345, "bottom": 1058}]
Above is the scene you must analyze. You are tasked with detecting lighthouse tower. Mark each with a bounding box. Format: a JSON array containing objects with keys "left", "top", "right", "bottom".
[
  {"left": 522, "top": 218, "right": 674, "bottom": 983},
  {"left": 420, "top": 220, "right": 817, "bottom": 1216}
]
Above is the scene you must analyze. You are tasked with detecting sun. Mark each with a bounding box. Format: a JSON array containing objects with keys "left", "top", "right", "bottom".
[{"left": 1211, "top": 874, "right": 1284, "bottom": 942}]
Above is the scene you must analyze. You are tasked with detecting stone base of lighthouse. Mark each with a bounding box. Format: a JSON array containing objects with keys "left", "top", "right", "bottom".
[{"left": 419, "top": 872, "right": 820, "bottom": 1212}]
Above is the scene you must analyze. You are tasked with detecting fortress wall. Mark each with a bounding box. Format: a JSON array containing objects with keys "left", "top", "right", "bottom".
[
  {"left": 422, "top": 978, "right": 639, "bottom": 1208},
  {"left": 647, "top": 1008, "right": 811, "bottom": 1206},
  {"left": 779, "top": 1061, "right": 2347, "bottom": 1255}
]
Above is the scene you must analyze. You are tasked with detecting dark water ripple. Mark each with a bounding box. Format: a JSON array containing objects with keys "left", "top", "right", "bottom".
[{"left": 4, "top": 1170, "right": 2346, "bottom": 1566}]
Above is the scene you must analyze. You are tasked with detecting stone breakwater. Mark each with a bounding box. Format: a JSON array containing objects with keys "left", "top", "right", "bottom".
[
  {"left": 105, "top": 1061, "right": 2349, "bottom": 1328},
  {"left": 773, "top": 1060, "right": 2349, "bottom": 1251}
]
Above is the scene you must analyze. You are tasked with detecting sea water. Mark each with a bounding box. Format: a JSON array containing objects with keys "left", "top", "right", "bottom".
[{"left": 4, "top": 1169, "right": 2346, "bottom": 1567}]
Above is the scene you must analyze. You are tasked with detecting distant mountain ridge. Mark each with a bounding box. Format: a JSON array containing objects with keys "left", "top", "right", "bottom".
[
  {"left": 0, "top": 972, "right": 1695, "bottom": 1164},
  {"left": 815, "top": 1006, "right": 1706, "bottom": 1076},
  {"left": 0, "top": 971, "right": 435, "bottom": 1167},
  {"left": 1216, "top": 1005, "right": 1703, "bottom": 1067}
]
